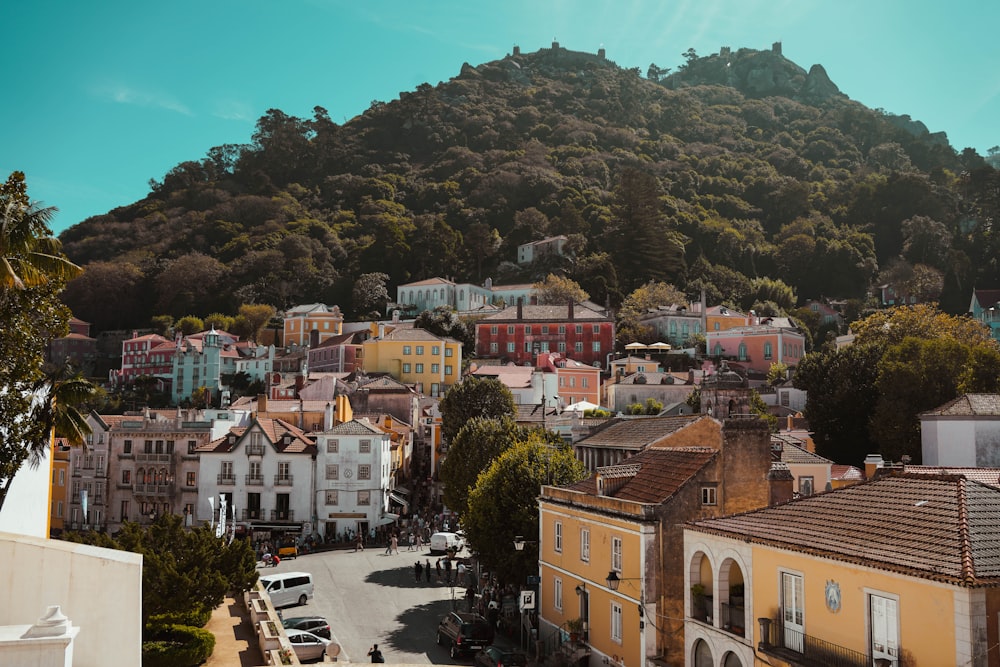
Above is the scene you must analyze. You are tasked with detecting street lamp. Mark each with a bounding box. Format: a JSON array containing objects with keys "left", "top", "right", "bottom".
[{"left": 607, "top": 571, "right": 647, "bottom": 630}]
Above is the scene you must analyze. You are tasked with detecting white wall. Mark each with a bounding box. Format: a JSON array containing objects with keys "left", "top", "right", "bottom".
[
  {"left": 0, "top": 531, "right": 143, "bottom": 667},
  {"left": 0, "top": 455, "right": 51, "bottom": 538}
]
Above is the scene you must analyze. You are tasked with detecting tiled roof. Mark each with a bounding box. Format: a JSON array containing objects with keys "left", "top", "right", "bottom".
[
  {"left": 618, "top": 371, "right": 685, "bottom": 385},
  {"left": 772, "top": 438, "right": 831, "bottom": 465},
  {"left": 376, "top": 327, "right": 457, "bottom": 343},
  {"left": 399, "top": 277, "right": 455, "bottom": 287},
  {"left": 902, "top": 466, "right": 1000, "bottom": 489},
  {"left": 576, "top": 415, "right": 707, "bottom": 451},
  {"left": 285, "top": 303, "right": 340, "bottom": 315},
  {"left": 921, "top": 394, "right": 1000, "bottom": 417},
  {"left": 199, "top": 418, "right": 315, "bottom": 454},
  {"left": 565, "top": 446, "right": 717, "bottom": 504},
  {"left": 515, "top": 403, "right": 560, "bottom": 423},
  {"left": 689, "top": 474, "right": 1000, "bottom": 586},
  {"left": 973, "top": 289, "right": 1000, "bottom": 308},
  {"left": 323, "top": 418, "right": 387, "bottom": 436},
  {"left": 831, "top": 464, "right": 865, "bottom": 481},
  {"left": 357, "top": 375, "right": 413, "bottom": 391},
  {"left": 479, "top": 303, "right": 611, "bottom": 322}
]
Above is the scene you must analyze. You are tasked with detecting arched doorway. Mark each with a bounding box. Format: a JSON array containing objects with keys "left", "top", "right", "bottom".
[{"left": 692, "top": 639, "right": 713, "bottom": 667}]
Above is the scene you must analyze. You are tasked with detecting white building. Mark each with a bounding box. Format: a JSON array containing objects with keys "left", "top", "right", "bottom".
[
  {"left": 920, "top": 393, "right": 1000, "bottom": 466},
  {"left": 313, "top": 418, "right": 395, "bottom": 541},
  {"left": 196, "top": 417, "right": 315, "bottom": 545}
]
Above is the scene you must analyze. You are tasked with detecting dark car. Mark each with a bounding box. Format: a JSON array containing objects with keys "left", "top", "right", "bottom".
[
  {"left": 475, "top": 646, "right": 528, "bottom": 667},
  {"left": 282, "top": 615, "right": 332, "bottom": 640},
  {"left": 436, "top": 611, "right": 493, "bottom": 658}
]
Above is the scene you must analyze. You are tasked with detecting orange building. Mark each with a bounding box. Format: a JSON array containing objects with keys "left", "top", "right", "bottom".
[{"left": 49, "top": 438, "right": 72, "bottom": 535}]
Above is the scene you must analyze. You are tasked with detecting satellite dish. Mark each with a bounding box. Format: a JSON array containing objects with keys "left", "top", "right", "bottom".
[{"left": 326, "top": 643, "right": 342, "bottom": 658}]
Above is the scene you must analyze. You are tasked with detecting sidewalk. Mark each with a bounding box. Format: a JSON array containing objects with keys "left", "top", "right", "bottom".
[{"left": 203, "top": 596, "right": 265, "bottom": 667}]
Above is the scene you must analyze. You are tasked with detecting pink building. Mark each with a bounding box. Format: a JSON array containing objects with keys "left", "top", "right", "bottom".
[
  {"left": 118, "top": 333, "right": 174, "bottom": 385},
  {"left": 704, "top": 324, "right": 807, "bottom": 373}
]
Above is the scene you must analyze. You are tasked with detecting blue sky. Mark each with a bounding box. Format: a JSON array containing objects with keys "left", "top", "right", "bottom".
[{"left": 3, "top": 1, "right": 998, "bottom": 234}]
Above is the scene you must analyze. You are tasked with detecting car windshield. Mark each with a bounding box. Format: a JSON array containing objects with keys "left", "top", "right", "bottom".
[{"left": 462, "top": 622, "right": 491, "bottom": 639}]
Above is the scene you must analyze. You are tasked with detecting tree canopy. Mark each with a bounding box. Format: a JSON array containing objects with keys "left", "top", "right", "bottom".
[
  {"left": 439, "top": 376, "right": 517, "bottom": 444},
  {"left": 440, "top": 416, "right": 524, "bottom": 516}
]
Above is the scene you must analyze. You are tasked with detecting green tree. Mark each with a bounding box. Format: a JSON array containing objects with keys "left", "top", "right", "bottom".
[
  {"left": 203, "top": 312, "right": 235, "bottom": 332},
  {"left": 616, "top": 281, "right": 688, "bottom": 345},
  {"left": 413, "top": 306, "right": 474, "bottom": 352},
  {"left": 439, "top": 377, "right": 517, "bottom": 444},
  {"left": 238, "top": 303, "right": 276, "bottom": 343},
  {"left": 766, "top": 362, "right": 789, "bottom": 386},
  {"left": 151, "top": 315, "right": 174, "bottom": 337},
  {"left": 352, "top": 272, "right": 390, "bottom": 318},
  {"left": 440, "top": 416, "right": 524, "bottom": 515},
  {"left": 463, "top": 440, "right": 587, "bottom": 587},
  {"left": 533, "top": 274, "right": 589, "bottom": 305},
  {"left": 176, "top": 315, "right": 205, "bottom": 336}
]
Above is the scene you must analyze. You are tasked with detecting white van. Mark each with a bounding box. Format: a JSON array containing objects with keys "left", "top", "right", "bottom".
[
  {"left": 429, "top": 532, "right": 463, "bottom": 555},
  {"left": 261, "top": 571, "right": 313, "bottom": 608}
]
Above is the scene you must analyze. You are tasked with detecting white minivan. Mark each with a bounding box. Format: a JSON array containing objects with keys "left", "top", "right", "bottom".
[
  {"left": 261, "top": 571, "right": 314, "bottom": 608},
  {"left": 429, "top": 532, "right": 463, "bottom": 555}
]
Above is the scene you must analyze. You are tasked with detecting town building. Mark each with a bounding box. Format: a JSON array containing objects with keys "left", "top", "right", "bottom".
[
  {"left": 475, "top": 301, "right": 615, "bottom": 369},
  {"left": 770, "top": 434, "right": 832, "bottom": 496},
  {"left": 307, "top": 330, "right": 367, "bottom": 373},
  {"left": 638, "top": 301, "right": 706, "bottom": 349},
  {"left": 920, "top": 394, "right": 1000, "bottom": 466},
  {"left": 606, "top": 370, "right": 698, "bottom": 415},
  {"left": 517, "top": 235, "right": 569, "bottom": 265},
  {"left": 48, "top": 439, "right": 72, "bottom": 535},
  {"left": 282, "top": 303, "right": 344, "bottom": 347},
  {"left": 684, "top": 473, "right": 1000, "bottom": 667},
  {"left": 538, "top": 418, "right": 778, "bottom": 667},
  {"left": 47, "top": 316, "right": 97, "bottom": 371},
  {"left": 195, "top": 417, "right": 316, "bottom": 546},
  {"left": 361, "top": 327, "right": 462, "bottom": 397},
  {"left": 704, "top": 305, "right": 750, "bottom": 333},
  {"left": 394, "top": 277, "right": 539, "bottom": 315},
  {"left": 705, "top": 321, "right": 807, "bottom": 374},
  {"left": 117, "top": 332, "right": 173, "bottom": 386},
  {"left": 171, "top": 329, "right": 275, "bottom": 405},
  {"left": 65, "top": 413, "right": 117, "bottom": 530},
  {"left": 573, "top": 414, "right": 713, "bottom": 472},
  {"left": 313, "top": 417, "right": 396, "bottom": 541}
]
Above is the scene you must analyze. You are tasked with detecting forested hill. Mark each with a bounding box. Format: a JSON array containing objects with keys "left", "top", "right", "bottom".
[{"left": 58, "top": 44, "right": 1000, "bottom": 334}]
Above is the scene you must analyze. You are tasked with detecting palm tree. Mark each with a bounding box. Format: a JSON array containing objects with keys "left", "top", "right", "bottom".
[{"left": 1, "top": 171, "right": 81, "bottom": 290}]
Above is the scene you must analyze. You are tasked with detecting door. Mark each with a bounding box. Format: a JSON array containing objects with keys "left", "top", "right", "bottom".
[
  {"left": 781, "top": 572, "right": 804, "bottom": 652},
  {"left": 276, "top": 493, "right": 290, "bottom": 520},
  {"left": 870, "top": 595, "right": 899, "bottom": 666},
  {"left": 247, "top": 492, "right": 261, "bottom": 520}
]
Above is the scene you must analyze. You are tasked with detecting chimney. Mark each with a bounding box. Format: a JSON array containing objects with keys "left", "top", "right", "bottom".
[
  {"left": 568, "top": 300, "right": 574, "bottom": 320},
  {"left": 863, "top": 453, "right": 884, "bottom": 480},
  {"left": 310, "top": 328, "right": 319, "bottom": 349},
  {"left": 767, "top": 461, "right": 795, "bottom": 505},
  {"left": 324, "top": 402, "right": 334, "bottom": 431},
  {"left": 517, "top": 298, "right": 523, "bottom": 320},
  {"left": 257, "top": 394, "right": 268, "bottom": 413},
  {"left": 787, "top": 415, "right": 794, "bottom": 431},
  {"left": 295, "top": 374, "right": 305, "bottom": 396}
]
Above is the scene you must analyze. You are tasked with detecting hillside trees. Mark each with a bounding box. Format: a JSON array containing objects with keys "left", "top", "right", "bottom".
[
  {"left": 439, "top": 377, "right": 516, "bottom": 444},
  {"left": 534, "top": 274, "right": 589, "bottom": 305}
]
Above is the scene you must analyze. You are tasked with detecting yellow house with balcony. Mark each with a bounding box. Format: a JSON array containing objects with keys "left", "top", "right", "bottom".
[
  {"left": 361, "top": 327, "right": 462, "bottom": 398},
  {"left": 538, "top": 418, "right": 778, "bottom": 667},
  {"left": 684, "top": 473, "right": 1000, "bottom": 667}
]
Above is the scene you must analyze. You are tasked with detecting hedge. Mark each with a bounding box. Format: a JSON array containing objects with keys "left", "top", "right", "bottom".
[
  {"left": 142, "top": 624, "right": 215, "bottom": 667},
  {"left": 147, "top": 605, "right": 212, "bottom": 629}
]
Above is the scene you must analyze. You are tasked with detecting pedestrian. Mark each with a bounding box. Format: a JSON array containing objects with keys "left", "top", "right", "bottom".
[
  {"left": 425, "top": 559, "right": 432, "bottom": 583},
  {"left": 465, "top": 586, "right": 476, "bottom": 612},
  {"left": 408, "top": 532, "right": 415, "bottom": 551},
  {"left": 444, "top": 557, "right": 453, "bottom": 583},
  {"left": 457, "top": 561, "right": 466, "bottom": 586},
  {"left": 435, "top": 558, "right": 442, "bottom": 581},
  {"left": 391, "top": 534, "right": 399, "bottom": 554},
  {"left": 272, "top": 554, "right": 281, "bottom": 568},
  {"left": 368, "top": 644, "right": 384, "bottom": 663},
  {"left": 384, "top": 534, "right": 392, "bottom": 555},
  {"left": 416, "top": 532, "right": 423, "bottom": 550},
  {"left": 415, "top": 561, "right": 423, "bottom": 582},
  {"left": 356, "top": 534, "right": 364, "bottom": 552}
]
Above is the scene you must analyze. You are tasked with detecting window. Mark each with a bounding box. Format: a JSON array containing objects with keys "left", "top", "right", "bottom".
[
  {"left": 358, "top": 464, "right": 371, "bottom": 480},
  {"left": 445, "top": 365, "right": 453, "bottom": 375},
  {"left": 714, "top": 322, "right": 720, "bottom": 330},
  {"left": 799, "top": 477, "right": 814, "bottom": 496},
  {"left": 490, "top": 343, "right": 498, "bottom": 353},
  {"left": 187, "top": 440, "right": 197, "bottom": 454},
  {"left": 221, "top": 461, "right": 233, "bottom": 477},
  {"left": 781, "top": 572, "right": 805, "bottom": 652},
  {"left": 432, "top": 346, "right": 440, "bottom": 355},
  {"left": 611, "top": 602, "right": 623, "bottom": 643},
  {"left": 57, "top": 500, "right": 64, "bottom": 518},
  {"left": 326, "top": 464, "right": 339, "bottom": 480},
  {"left": 120, "top": 500, "right": 129, "bottom": 522},
  {"left": 325, "top": 490, "right": 339, "bottom": 505},
  {"left": 403, "top": 345, "right": 412, "bottom": 355},
  {"left": 554, "top": 521, "right": 563, "bottom": 553},
  {"left": 429, "top": 363, "right": 439, "bottom": 373},
  {"left": 490, "top": 326, "right": 498, "bottom": 335},
  {"left": 593, "top": 325, "right": 600, "bottom": 334},
  {"left": 403, "top": 363, "right": 411, "bottom": 373},
  {"left": 186, "top": 472, "right": 196, "bottom": 487},
  {"left": 738, "top": 343, "right": 748, "bottom": 360},
  {"left": 58, "top": 469, "right": 65, "bottom": 485},
  {"left": 582, "top": 377, "right": 589, "bottom": 388},
  {"left": 611, "top": 537, "right": 622, "bottom": 572},
  {"left": 575, "top": 342, "right": 583, "bottom": 353},
  {"left": 445, "top": 348, "right": 454, "bottom": 357},
  {"left": 576, "top": 325, "right": 583, "bottom": 334},
  {"left": 525, "top": 326, "right": 532, "bottom": 334},
  {"left": 507, "top": 342, "right": 516, "bottom": 353},
  {"left": 554, "top": 577, "right": 563, "bottom": 611},
  {"left": 558, "top": 342, "right": 566, "bottom": 352},
  {"left": 358, "top": 490, "right": 371, "bottom": 505},
  {"left": 121, "top": 470, "right": 131, "bottom": 485},
  {"left": 524, "top": 342, "right": 532, "bottom": 353},
  {"left": 144, "top": 440, "right": 153, "bottom": 454},
  {"left": 123, "top": 439, "right": 133, "bottom": 454},
  {"left": 570, "top": 377, "right": 576, "bottom": 387},
  {"left": 278, "top": 462, "right": 290, "bottom": 480},
  {"left": 415, "top": 363, "right": 424, "bottom": 373},
  {"left": 508, "top": 326, "right": 515, "bottom": 335},
  {"left": 702, "top": 486, "right": 718, "bottom": 506},
  {"left": 416, "top": 346, "right": 424, "bottom": 355},
  {"left": 559, "top": 325, "right": 566, "bottom": 334},
  {"left": 542, "top": 326, "right": 549, "bottom": 334},
  {"left": 764, "top": 341, "right": 773, "bottom": 360},
  {"left": 869, "top": 593, "right": 899, "bottom": 663},
  {"left": 580, "top": 529, "right": 590, "bottom": 562},
  {"left": 327, "top": 439, "right": 339, "bottom": 453},
  {"left": 592, "top": 341, "right": 601, "bottom": 352},
  {"left": 360, "top": 439, "right": 371, "bottom": 453}
]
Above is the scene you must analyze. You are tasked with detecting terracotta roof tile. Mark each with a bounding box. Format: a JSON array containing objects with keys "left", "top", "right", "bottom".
[
  {"left": 921, "top": 394, "right": 1000, "bottom": 416},
  {"left": 479, "top": 303, "right": 611, "bottom": 322},
  {"left": 199, "top": 418, "right": 315, "bottom": 454},
  {"left": 576, "top": 415, "right": 707, "bottom": 451},
  {"left": 323, "top": 419, "right": 387, "bottom": 436},
  {"left": 689, "top": 474, "right": 1000, "bottom": 586},
  {"left": 830, "top": 464, "right": 865, "bottom": 481},
  {"left": 902, "top": 466, "right": 1000, "bottom": 488},
  {"left": 773, "top": 438, "right": 831, "bottom": 465},
  {"left": 564, "top": 446, "right": 716, "bottom": 504}
]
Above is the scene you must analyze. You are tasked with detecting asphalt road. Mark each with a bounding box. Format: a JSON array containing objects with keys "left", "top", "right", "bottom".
[{"left": 263, "top": 545, "right": 486, "bottom": 664}]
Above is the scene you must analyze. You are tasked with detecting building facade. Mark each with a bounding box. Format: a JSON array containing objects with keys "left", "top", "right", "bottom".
[
  {"left": 921, "top": 394, "right": 1000, "bottom": 467},
  {"left": 282, "top": 303, "right": 345, "bottom": 347},
  {"left": 705, "top": 324, "right": 807, "bottom": 374},
  {"left": 361, "top": 327, "right": 462, "bottom": 397}
]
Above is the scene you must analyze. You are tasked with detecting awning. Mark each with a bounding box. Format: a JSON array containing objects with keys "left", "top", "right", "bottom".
[
  {"left": 377, "top": 513, "right": 399, "bottom": 526},
  {"left": 389, "top": 492, "right": 410, "bottom": 507},
  {"left": 393, "top": 485, "right": 411, "bottom": 495}
]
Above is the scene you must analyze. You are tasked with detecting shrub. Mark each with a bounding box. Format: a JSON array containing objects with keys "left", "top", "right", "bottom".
[
  {"left": 142, "top": 624, "right": 215, "bottom": 667},
  {"left": 147, "top": 605, "right": 212, "bottom": 629}
]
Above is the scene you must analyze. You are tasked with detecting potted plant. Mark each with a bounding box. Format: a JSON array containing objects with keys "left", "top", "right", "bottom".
[
  {"left": 729, "top": 582, "right": 745, "bottom": 607},
  {"left": 566, "top": 617, "right": 585, "bottom": 642},
  {"left": 691, "top": 583, "right": 708, "bottom": 621}
]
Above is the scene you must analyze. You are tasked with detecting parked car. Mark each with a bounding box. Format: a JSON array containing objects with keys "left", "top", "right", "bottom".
[
  {"left": 475, "top": 646, "right": 528, "bottom": 667},
  {"left": 437, "top": 611, "right": 493, "bottom": 658},
  {"left": 282, "top": 615, "right": 331, "bottom": 640},
  {"left": 285, "top": 628, "right": 331, "bottom": 662},
  {"left": 429, "top": 531, "right": 463, "bottom": 555},
  {"left": 260, "top": 571, "right": 314, "bottom": 608}
]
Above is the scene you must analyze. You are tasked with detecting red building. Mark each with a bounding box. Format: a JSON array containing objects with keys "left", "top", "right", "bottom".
[
  {"left": 118, "top": 333, "right": 174, "bottom": 386},
  {"left": 48, "top": 317, "right": 97, "bottom": 369},
  {"left": 475, "top": 301, "right": 615, "bottom": 368}
]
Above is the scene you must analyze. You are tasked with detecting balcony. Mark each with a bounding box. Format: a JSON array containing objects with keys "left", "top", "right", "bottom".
[
  {"left": 133, "top": 484, "right": 172, "bottom": 497},
  {"left": 246, "top": 443, "right": 265, "bottom": 457},
  {"left": 274, "top": 474, "right": 293, "bottom": 486},
  {"left": 217, "top": 474, "right": 236, "bottom": 485},
  {"left": 758, "top": 617, "right": 902, "bottom": 667},
  {"left": 720, "top": 602, "right": 746, "bottom": 638},
  {"left": 241, "top": 508, "right": 264, "bottom": 521},
  {"left": 136, "top": 453, "right": 172, "bottom": 464},
  {"left": 246, "top": 474, "right": 264, "bottom": 486},
  {"left": 116, "top": 482, "right": 134, "bottom": 490},
  {"left": 270, "top": 509, "right": 295, "bottom": 521}
]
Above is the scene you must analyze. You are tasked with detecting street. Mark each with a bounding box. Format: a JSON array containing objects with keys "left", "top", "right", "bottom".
[{"left": 263, "top": 545, "right": 490, "bottom": 664}]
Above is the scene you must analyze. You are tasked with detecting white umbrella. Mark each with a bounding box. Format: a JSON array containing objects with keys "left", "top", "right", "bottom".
[
  {"left": 625, "top": 342, "right": 646, "bottom": 350},
  {"left": 565, "top": 400, "right": 602, "bottom": 412}
]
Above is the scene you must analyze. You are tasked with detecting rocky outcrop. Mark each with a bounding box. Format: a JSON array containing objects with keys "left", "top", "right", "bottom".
[{"left": 800, "top": 64, "right": 841, "bottom": 102}]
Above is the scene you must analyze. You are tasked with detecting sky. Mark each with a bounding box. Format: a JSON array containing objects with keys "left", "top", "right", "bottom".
[{"left": 3, "top": 1, "right": 998, "bottom": 234}]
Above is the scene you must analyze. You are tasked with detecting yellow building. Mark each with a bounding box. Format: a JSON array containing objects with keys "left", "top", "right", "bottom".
[
  {"left": 49, "top": 438, "right": 72, "bottom": 535},
  {"left": 361, "top": 327, "right": 462, "bottom": 397},
  {"left": 538, "top": 418, "right": 778, "bottom": 667},
  {"left": 282, "top": 303, "right": 344, "bottom": 347},
  {"left": 684, "top": 473, "right": 1000, "bottom": 667}
]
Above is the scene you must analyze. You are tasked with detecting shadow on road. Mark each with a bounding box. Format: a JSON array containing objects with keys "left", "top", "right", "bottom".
[
  {"left": 382, "top": 599, "right": 459, "bottom": 659},
  {"left": 365, "top": 564, "right": 469, "bottom": 591}
]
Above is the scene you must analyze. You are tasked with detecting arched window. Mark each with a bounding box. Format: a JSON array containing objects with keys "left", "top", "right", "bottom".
[
  {"left": 693, "top": 639, "right": 713, "bottom": 667},
  {"left": 738, "top": 343, "right": 748, "bottom": 360},
  {"left": 764, "top": 341, "right": 773, "bottom": 360},
  {"left": 723, "top": 652, "right": 743, "bottom": 667},
  {"left": 137, "top": 467, "right": 145, "bottom": 484},
  {"left": 713, "top": 343, "right": 724, "bottom": 356}
]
